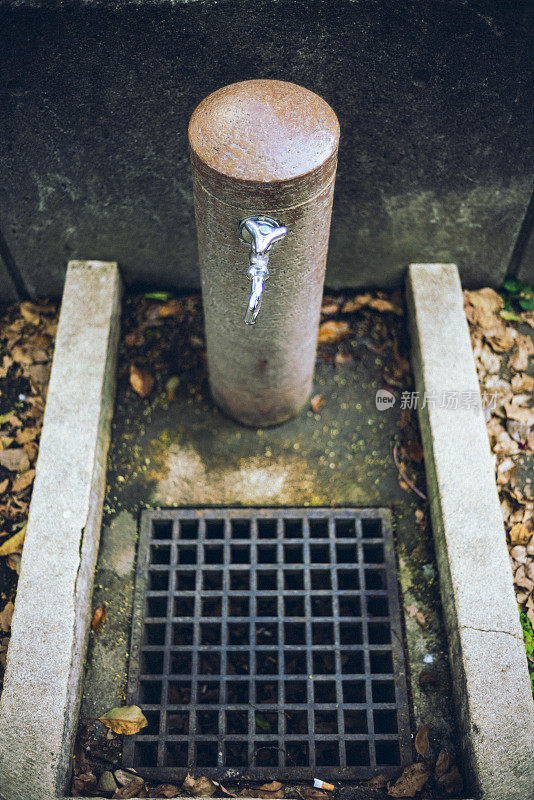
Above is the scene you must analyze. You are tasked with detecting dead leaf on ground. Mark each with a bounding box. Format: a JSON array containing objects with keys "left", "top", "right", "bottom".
[
  {"left": 72, "top": 770, "right": 98, "bottom": 797},
  {"left": 342, "top": 293, "right": 373, "bottom": 313},
  {"left": 113, "top": 776, "right": 148, "bottom": 799},
  {"left": 296, "top": 789, "right": 329, "bottom": 800},
  {"left": 149, "top": 785, "right": 182, "bottom": 798},
  {"left": 310, "top": 394, "right": 325, "bottom": 412},
  {"left": 11, "top": 469, "right": 35, "bottom": 494},
  {"left": 0, "top": 524, "right": 27, "bottom": 556},
  {"left": 317, "top": 320, "right": 349, "bottom": 344},
  {"left": 98, "top": 705, "right": 148, "bottom": 735},
  {"left": 28, "top": 363, "right": 50, "bottom": 385},
  {"left": 436, "top": 765, "right": 463, "bottom": 795},
  {"left": 20, "top": 301, "right": 41, "bottom": 325},
  {"left": 509, "top": 523, "right": 531, "bottom": 545},
  {"left": 238, "top": 782, "right": 284, "bottom": 799},
  {"left": 0, "top": 601, "right": 14, "bottom": 633},
  {"left": 6, "top": 553, "right": 21, "bottom": 573},
  {"left": 158, "top": 299, "right": 184, "bottom": 318},
  {"left": 434, "top": 750, "right": 451, "bottom": 779},
  {"left": 508, "top": 333, "right": 534, "bottom": 372},
  {"left": 387, "top": 762, "right": 431, "bottom": 798},
  {"left": 129, "top": 364, "right": 155, "bottom": 398},
  {"left": 504, "top": 403, "right": 534, "bottom": 427},
  {"left": 15, "top": 427, "right": 39, "bottom": 445},
  {"left": 182, "top": 774, "right": 217, "bottom": 797},
  {"left": 367, "top": 297, "right": 403, "bottom": 314},
  {"left": 464, "top": 288, "right": 503, "bottom": 327},
  {"left": 414, "top": 724, "right": 430, "bottom": 758},
  {"left": 511, "top": 373, "right": 534, "bottom": 394},
  {"left": 0, "top": 448, "right": 30, "bottom": 472},
  {"left": 320, "top": 300, "right": 339, "bottom": 316},
  {"left": 419, "top": 672, "right": 438, "bottom": 688},
  {"left": 365, "top": 773, "right": 388, "bottom": 789},
  {"left": 92, "top": 603, "right": 108, "bottom": 633},
  {"left": 0, "top": 478, "right": 9, "bottom": 495},
  {"left": 406, "top": 603, "right": 426, "bottom": 628}
]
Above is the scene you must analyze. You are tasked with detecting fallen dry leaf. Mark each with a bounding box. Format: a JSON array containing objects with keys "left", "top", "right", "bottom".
[
  {"left": 508, "top": 333, "right": 534, "bottom": 372},
  {"left": 406, "top": 603, "right": 426, "bottom": 628},
  {"left": 113, "top": 776, "right": 147, "bottom": 799},
  {"left": 92, "top": 603, "right": 108, "bottom": 633},
  {"left": 310, "top": 394, "right": 325, "bottom": 412},
  {"left": 414, "top": 724, "right": 430, "bottom": 758},
  {"left": 436, "top": 765, "right": 463, "bottom": 795},
  {"left": 0, "top": 524, "right": 27, "bottom": 556},
  {"left": 342, "top": 293, "right": 373, "bottom": 313},
  {"left": 158, "top": 299, "right": 184, "bottom": 318},
  {"left": 509, "top": 523, "right": 531, "bottom": 545},
  {"left": 368, "top": 297, "right": 403, "bottom": 314},
  {"left": 296, "top": 789, "right": 329, "bottom": 800},
  {"left": 6, "top": 553, "right": 21, "bottom": 573},
  {"left": 317, "top": 320, "right": 349, "bottom": 344},
  {"left": 20, "top": 301, "right": 41, "bottom": 325},
  {"left": 149, "top": 786, "right": 181, "bottom": 799},
  {"left": 15, "top": 427, "right": 39, "bottom": 445},
  {"left": 511, "top": 373, "right": 534, "bottom": 394},
  {"left": 0, "top": 448, "right": 30, "bottom": 472},
  {"left": 72, "top": 770, "right": 98, "bottom": 797},
  {"left": 387, "top": 762, "right": 431, "bottom": 797},
  {"left": 28, "top": 363, "right": 50, "bottom": 385},
  {"left": 464, "top": 287, "right": 503, "bottom": 322},
  {"left": 11, "top": 469, "right": 35, "bottom": 494},
  {"left": 182, "top": 774, "right": 217, "bottom": 797},
  {"left": 129, "top": 364, "right": 155, "bottom": 398},
  {"left": 504, "top": 403, "right": 534, "bottom": 427},
  {"left": 434, "top": 749, "right": 451, "bottom": 779},
  {"left": 0, "top": 601, "right": 14, "bottom": 633},
  {"left": 238, "top": 782, "right": 284, "bottom": 800},
  {"left": 0, "top": 478, "right": 9, "bottom": 495},
  {"left": 98, "top": 705, "right": 148, "bottom": 736},
  {"left": 365, "top": 774, "right": 388, "bottom": 789}
]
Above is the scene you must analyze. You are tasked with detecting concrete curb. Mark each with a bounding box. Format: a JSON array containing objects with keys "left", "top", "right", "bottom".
[
  {"left": 406, "top": 263, "right": 534, "bottom": 799},
  {"left": 0, "top": 261, "right": 121, "bottom": 800}
]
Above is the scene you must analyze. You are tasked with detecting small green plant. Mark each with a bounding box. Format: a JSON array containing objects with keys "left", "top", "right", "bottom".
[
  {"left": 500, "top": 278, "right": 534, "bottom": 320},
  {"left": 520, "top": 611, "right": 534, "bottom": 697}
]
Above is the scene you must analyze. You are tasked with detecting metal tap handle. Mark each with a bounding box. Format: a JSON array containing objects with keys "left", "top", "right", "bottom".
[{"left": 239, "top": 215, "right": 287, "bottom": 325}]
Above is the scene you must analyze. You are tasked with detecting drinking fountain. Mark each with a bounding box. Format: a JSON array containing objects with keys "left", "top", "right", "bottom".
[{"left": 188, "top": 79, "right": 340, "bottom": 426}]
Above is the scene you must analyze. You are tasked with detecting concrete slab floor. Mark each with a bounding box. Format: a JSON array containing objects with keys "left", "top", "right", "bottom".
[{"left": 76, "top": 293, "right": 458, "bottom": 796}]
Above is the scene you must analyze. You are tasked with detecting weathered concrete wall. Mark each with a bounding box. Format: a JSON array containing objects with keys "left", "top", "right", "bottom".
[{"left": 0, "top": 0, "right": 533, "bottom": 300}]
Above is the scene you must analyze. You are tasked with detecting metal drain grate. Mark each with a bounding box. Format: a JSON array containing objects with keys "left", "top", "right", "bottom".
[{"left": 124, "top": 509, "right": 411, "bottom": 781}]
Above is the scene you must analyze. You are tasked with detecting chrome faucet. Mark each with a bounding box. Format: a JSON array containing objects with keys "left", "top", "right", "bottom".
[{"left": 239, "top": 216, "right": 288, "bottom": 324}]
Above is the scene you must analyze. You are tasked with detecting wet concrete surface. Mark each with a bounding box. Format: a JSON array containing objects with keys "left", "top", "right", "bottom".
[{"left": 77, "top": 293, "right": 459, "bottom": 794}]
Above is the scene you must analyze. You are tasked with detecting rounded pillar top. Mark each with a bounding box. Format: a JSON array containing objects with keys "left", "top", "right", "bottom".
[{"left": 188, "top": 80, "right": 339, "bottom": 206}]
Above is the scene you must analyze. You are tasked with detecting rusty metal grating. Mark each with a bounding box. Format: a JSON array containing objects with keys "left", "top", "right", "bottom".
[{"left": 124, "top": 509, "right": 411, "bottom": 781}]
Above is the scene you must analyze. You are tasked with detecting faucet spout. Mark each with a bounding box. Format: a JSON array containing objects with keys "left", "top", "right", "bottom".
[
  {"left": 245, "top": 272, "right": 265, "bottom": 325},
  {"left": 239, "top": 215, "right": 287, "bottom": 325}
]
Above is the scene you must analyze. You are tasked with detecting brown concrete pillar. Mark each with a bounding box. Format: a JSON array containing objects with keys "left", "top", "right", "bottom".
[{"left": 188, "top": 79, "right": 340, "bottom": 427}]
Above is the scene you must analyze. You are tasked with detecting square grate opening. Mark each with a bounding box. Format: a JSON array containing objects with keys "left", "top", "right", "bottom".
[{"left": 124, "top": 509, "right": 411, "bottom": 781}]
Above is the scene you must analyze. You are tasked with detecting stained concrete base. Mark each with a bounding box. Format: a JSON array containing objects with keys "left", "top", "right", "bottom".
[
  {"left": 407, "top": 263, "right": 534, "bottom": 800},
  {"left": 0, "top": 261, "right": 121, "bottom": 800},
  {"left": 78, "top": 293, "right": 457, "bottom": 799}
]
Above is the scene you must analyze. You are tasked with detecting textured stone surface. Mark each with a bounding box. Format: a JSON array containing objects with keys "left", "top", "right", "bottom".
[
  {"left": 0, "top": 0, "right": 533, "bottom": 300},
  {"left": 407, "top": 263, "right": 534, "bottom": 800},
  {"left": 190, "top": 80, "right": 339, "bottom": 426},
  {"left": 0, "top": 261, "right": 121, "bottom": 800}
]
